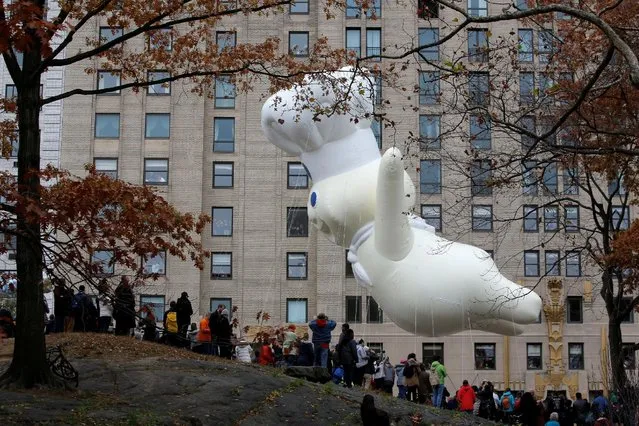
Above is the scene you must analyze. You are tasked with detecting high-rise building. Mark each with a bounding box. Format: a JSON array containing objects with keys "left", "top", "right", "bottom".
[{"left": 59, "top": 0, "right": 637, "bottom": 397}]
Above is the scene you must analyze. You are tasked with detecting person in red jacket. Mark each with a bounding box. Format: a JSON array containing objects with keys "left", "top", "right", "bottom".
[
  {"left": 258, "top": 339, "right": 275, "bottom": 366},
  {"left": 457, "top": 380, "right": 476, "bottom": 413}
]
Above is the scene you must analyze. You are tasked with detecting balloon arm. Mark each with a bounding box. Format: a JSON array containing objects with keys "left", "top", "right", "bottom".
[{"left": 374, "top": 148, "right": 414, "bottom": 261}]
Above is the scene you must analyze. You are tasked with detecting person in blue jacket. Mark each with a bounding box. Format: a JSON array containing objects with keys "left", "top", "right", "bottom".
[{"left": 308, "top": 312, "right": 336, "bottom": 368}]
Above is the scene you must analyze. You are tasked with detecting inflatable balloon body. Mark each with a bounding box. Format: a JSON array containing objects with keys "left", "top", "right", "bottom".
[{"left": 261, "top": 69, "right": 542, "bottom": 336}]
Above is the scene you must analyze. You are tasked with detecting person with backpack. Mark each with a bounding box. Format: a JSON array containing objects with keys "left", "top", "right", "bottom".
[
  {"left": 477, "top": 382, "right": 497, "bottom": 419},
  {"left": 501, "top": 387, "right": 516, "bottom": 423},
  {"left": 163, "top": 301, "right": 179, "bottom": 346},
  {"left": 382, "top": 357, "right": 395, "bottom": 394},
  {"left": 175, "top": 292, "right": 193, "bottom": 338},
  {"left": 72, "top": 285, "right": 98, "bottom": 332},
  {"left": 403, "top": 354, "right": 420, "bottom": 402},
  {"left": 395, "top": 359, "right": 407, "bottom": 399},
  {"left": 457, "top": 380, "right": 476, "bottom": 413},
  {"left": 573, "top": 392, "right": 591, "bottom": 426},
  {"left": 430, "top": 356, "right": 447, "bottom": 408}
]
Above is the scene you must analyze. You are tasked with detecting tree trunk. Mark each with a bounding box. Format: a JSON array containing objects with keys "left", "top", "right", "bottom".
[
  {"left": 608, "top": 318, "right": 626, "bottom": 393},
  {"left": 0, "top": 81, "right": 55, "bottom": 388}
]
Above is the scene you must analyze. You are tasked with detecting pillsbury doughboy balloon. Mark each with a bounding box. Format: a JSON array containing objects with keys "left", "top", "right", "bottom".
[{"left": 261, "top": 68, "right": 542, "bottom": 336}]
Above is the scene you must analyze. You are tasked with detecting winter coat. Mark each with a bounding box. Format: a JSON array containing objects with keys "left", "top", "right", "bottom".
[
  {"left": 356, "top": 344, "right": 369, "bottom": 368},
  {"left": 572, "top": 398, "right": 590, "bottom": 421},
  {"left": 297, "top": 341, "right": 314, "bottom": 366},
  {"left": 403, "top": 359, "right": 420, "bottom": 387},
  {"left": 197, "top": 317, "right": 211, "bottom": 342},
  {"left": 338, "top": 338, "right": 358, "bottom": 366},
  {"left": 501, "top": 391, "right": 515, "bottom": 413},
  {"left": 383, "top": 363, "right": 395, "bottom": 384},
  {"left": 457, "top": 384, "right": 476, "bottom": 411},
  {"left": 113, "top": 285, "right": 135, "bottom": 329},
  {"left": 308, "top": 319, "right": 336, "bottom": 346},
  {"left": 373, "top": 362, "right": 385, "bottom": 380},
  {"left": 417, "top": 367, "right": 432, "bottom": 396},
  {"left": 235, "top": 344, "right": 252, "bottom": 363},
  {"left": 430, "top": 360, "right": 447, "bottom": 385},
  {"left": 395, "top": 365, "right": 405, "bottom": 386},
  {"left": 175, "top": 296, "right": 193, "bottom": 325},
  {"left": 259, "top": 344, "right": 274, "bottom": 366}
]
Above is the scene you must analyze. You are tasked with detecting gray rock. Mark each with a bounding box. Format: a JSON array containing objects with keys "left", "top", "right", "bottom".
[{"left": 283, "top": 366, "right": 332, "bottom": 383}]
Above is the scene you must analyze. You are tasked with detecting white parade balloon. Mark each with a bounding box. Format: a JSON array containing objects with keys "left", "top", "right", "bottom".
[{"left": 261, "top": 68, "right": 542, "bottom": 336}]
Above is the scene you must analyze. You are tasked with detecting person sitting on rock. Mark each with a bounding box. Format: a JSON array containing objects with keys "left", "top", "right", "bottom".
[
  {"left": 360, "top": 394, "right": 390, "bottom": 426},
  {"left": 258, "top": 339, "right": 275, "bottom": 366},
  {"left": 235, "top": 340, "right": 252, "bottom": 363}
]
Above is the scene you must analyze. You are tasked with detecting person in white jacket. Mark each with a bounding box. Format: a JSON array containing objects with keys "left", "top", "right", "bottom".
[
  {"left": 235, "top": 340, "right": 253, "bottom": 363},
  {"left": 355, "top": 340, "right": 369, "bottom": 386}
]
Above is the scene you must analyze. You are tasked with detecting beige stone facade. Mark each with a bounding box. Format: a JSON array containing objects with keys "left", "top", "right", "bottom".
[{"left": 59, "top": 0, "right": 638, "bottom": 397}]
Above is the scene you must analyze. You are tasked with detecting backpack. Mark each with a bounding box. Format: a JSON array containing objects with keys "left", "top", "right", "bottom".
[
  {"left": 165, "top": 311, "right": 178, "bottom": 333},
  {"left": 429, "top": 365, "right": 440, "bottom": 386},
  {"left": 402, "top": 364, "right": 415, "bottom": 378},
  {"left": 501, "top": 395, "right": 511, "bottom": 410}
]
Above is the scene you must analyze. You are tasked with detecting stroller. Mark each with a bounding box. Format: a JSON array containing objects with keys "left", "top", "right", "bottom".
[{"left": 0, "top": 308, "right": 15, "bottom": 338}]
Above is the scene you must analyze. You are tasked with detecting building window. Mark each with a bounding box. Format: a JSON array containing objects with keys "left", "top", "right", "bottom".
[
  {"left": 99, "top": 26, "right": 123, "bottom": 44},
  {"left": 346, "top": 28, "right": 361, "bottom": 57},
  {"left": 287, "top": 298, "right": 308, "bottom": 323},
  {"left": 211, "top": 252, "right": 232, "bottom": 279},
  {"left": 418, "top": 28, "right": 439, "bottom": 61},
  {"left": 474, "top": 343, "right": 496, "bottom": 369},
  {"left": 622, "top": 344, "right": 636, "bottom": 369},
  {"left": 142, "top": 251, "right": 166, "bottom": 275},
  {"left": 145, "top": 113, "right": 170, "bottom": 139},
  {"left": 419, "top": 71, "right": 440, "bottom": 105},
  {"left": 7, "top": 133, "right": 17, "bottom": 158},
  {"left": 538, "top": 30, "right": 555, "bottom": 63},
  {"left": 472, "top": 205, "right": 493, "bottom": 231},
  {"left": 566, "top": 251, "right": 581, "bottom": 277},
  {"left": 5, "top": 84, "right": 17, "bottom": 99},
  {"left": 514, "top": 0, "right": 529, "bottom": 10},
  {"left": 290, "top": 0, "right": 309, "bottom": 13},
  {"left": 143, "top": 159, "right": 168, "bottom": 185},
  {"left": 213, "top": 162, "right": 234, "bottom": 188},
  {"left": 524, "top": 250, "right": 540, "bottom": 276},
  {"left": 520, "top": 72, "right": 535, "bottom": 104},
  {"left": 419, "top": 159, "right": 441, "bottom": 194},
  {"left": 422, "top": 343, "right": 444, "bottom": 365},
  {"left": 210, "top": 298, "right": 232, "bottom": 315},
  {"left": 345, "top": 250, "right": 354, "bottom": 277},
  {"left": 148, "top": 28, "right": 172, "bottom": 51},
  {"left": 611, "top": 206, "right": 630, "bottom": 231},
  {"left": 608, "top": 173, "right": 626, "bottom": 197},
  {"left": 544, "top": 206, "right": 559, "bottom": 232},
  {"left": 366, "top": 296, "right": 383, "bottom": 323},
  {"left": 366, "top": 0, "right": 381, "bottom": 18},
  {"left": 545, "top": 250, "right": 560, "bottom": 276},
  {"left": 468, "top": 29, "right": 489, "bottom": 62},
  {"left": 287, "top": 207, "right": 309, "bottom": 237},
  {"left": 213, "top": 117, "right": 235, "bottom": 152},
  {"left": 419, "top": 115, "right": 440, "bottom": 149},
  {"left": 565, "top": 206, "right": 579, "bottom": 232},
  {"left": 523, "top": 205, "right": 539, "bottom": 232},
  {"left": 468, "top": 0, "right": 487, "bottom": 16},
  {"left": 94, "top": 158, "right": 118, "bottom": 179},
  {"left": 287, "top": 252, "right": 307, "bottom": 279},
  {"left": 94, "top": 113, "right": 120, "bottom": 138},
  {"left": 287, "top": 162, "right": 309, "bottom": 189},
  {"left": 212, "top": 207, "right": 233, "bottom": 236},
  {"left": 518, "top": 29, "right": 534, "bottom": 62},
  {"left": 567, "top": 296, "right": 583, "bottom": 323},
  {"left": 91, "top": 250, "right": 114, "bottom": 276},
  {"left": 421, "top": 204, "right": 442, "bottom": 231},
  {"left": 520, "top": 115, "right": 536, "bottom": 149},
  {"left": 140, "top": 295, "right": 165, "bottom": 321},
  {"left": 289, "top": 31, "right": 309, "bottom": 57},
  {"left": 147, "top": 71, "right": 171, "bottom": 95},
  {"left": 522, "top": 161, "right": 538, "bottom": 195},
  {"left": 418, "top": 0, "right": 439, "bottom": 18},
  {"left": 564, "top": 167, "right": 579, "bottom": 195},
  {"left": 216, "top": 31, "right": 236, "bottom": 52},
  {"left": 345, "top": 295, "right": 362, "bottom": 323},
  {"left": 542, "top": 163, "right": 558, "bottom": 195},
  {"left": 568, "top": 343, "right": 584, "bottom": 369},
  {"left": 527, "top": 343, "right": 542, "bottom": 370},
  {"left": 345, "top": 0, "right": 360, "bottom": 18},
  {"left": 371, "top": 118, "right": 382, "bottom": 148},
  {"left": 97, "top": 70, "right": 121, "bottom": 93},
  {"left": 366, "top": 28, "right": 381, "bottom": 58},
  {"left": 620, "top": 298, "right": 634, "bottom": 323},
  {"left": 471, "top": 159, "right": 492, "bottom": 196},
  {"left": 469, "top": 72, "right": 489, "bottom": 106},
  {"left": 470, "top": 114, "right": 491, "bottom": 150},
  {"left": 215, "top": 75, "right": 236, "bottom": 108}
]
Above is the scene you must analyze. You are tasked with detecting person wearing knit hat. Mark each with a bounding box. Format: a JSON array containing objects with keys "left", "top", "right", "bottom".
[
  {"left": 307, "top": 313, "right": 337, "bottom": 368},
  {"left": 217, "top": 308, "right": 232, "bottom": 358}
]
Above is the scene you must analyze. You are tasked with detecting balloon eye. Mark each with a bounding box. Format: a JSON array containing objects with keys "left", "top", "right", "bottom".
[{"left": 310, "top": 192, "right": 317, "bottom": 208}]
